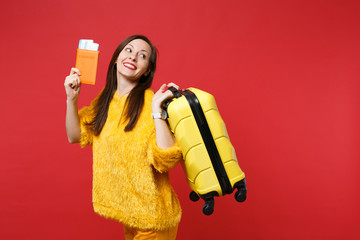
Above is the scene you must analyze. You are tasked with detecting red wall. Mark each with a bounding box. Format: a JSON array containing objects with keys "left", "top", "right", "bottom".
[{"left": 1, "top": 0, "right": 359, "bottom": 239}]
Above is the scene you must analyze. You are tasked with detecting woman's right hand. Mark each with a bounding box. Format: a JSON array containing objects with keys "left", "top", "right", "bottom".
[{"left": 64, "top": 68, "right": 82, "bottom": 102}]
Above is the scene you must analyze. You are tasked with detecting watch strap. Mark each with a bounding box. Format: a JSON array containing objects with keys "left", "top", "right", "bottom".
[{"left": 151, "top": 112, "right": 162, "bottom": 119}]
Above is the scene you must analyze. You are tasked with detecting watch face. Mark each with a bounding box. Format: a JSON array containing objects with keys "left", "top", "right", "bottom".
[{"left": 161, "top": 109, "right": 168, "bottom": 119}]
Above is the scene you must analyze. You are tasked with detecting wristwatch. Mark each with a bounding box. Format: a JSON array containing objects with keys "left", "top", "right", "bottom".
[{"left": 151, "top": 109, "right": 168, "bottom": 120}]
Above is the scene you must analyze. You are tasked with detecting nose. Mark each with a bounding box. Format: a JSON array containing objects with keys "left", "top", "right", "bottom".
[{"left": 129, "top": 53, "right": 137, "bottom": 62}]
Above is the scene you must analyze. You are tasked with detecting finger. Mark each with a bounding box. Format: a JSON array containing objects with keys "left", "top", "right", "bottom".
[
  {"left": 65, "top": 76, "right": 75, "bottom": 88},
  {"left": 154, "top": 90, "right": 173, "bottom": 107},
  {"left": 162, "top": 89, "right": 176, "bottom": 101},
  {"left": 70, "top": 67, "right": 81, "bottom": 76},
  {"left": 167, "top": 82, "right": 179, "bottom": 90},
  {"left": 74, "top": 78, "right": 78, "bottom": 91},
  {"left": 77, "top": 77, "right": 82, "bottom": 88},
  {"left": 70, "top": 73, "right": 80, "bottom": 78},
  {"left": 71, "top": 78, "right": 77, "bottom": 89},
  {"left": 64, "top": 76, "right": 71, "bottom": 86},
  {"left": 70, "top": 68, "right": 81, "bottom": 76},
  {"left": 76, "top": 77, "right": 81, "bottom": 91},
  {"left": 157, "top": 84, "right": 167, "bottom": 93},
  {"left": 76, "top": 82, "right": 81, "bottom": 93},
  {"left": 74, "top": 77, "right": 80, "bottom": 91},
  {"left": 66, "top": 74, "right": 76, "bottom": 84}
]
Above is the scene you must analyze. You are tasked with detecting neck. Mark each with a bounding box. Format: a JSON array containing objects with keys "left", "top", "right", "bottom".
[{"left": 117, "top": 73, "right": 137, "bottom": 97}]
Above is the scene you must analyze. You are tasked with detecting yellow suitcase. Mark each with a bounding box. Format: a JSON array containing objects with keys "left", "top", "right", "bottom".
[{"left": 165, "top": 87, "right": 247, "bottom": 215}]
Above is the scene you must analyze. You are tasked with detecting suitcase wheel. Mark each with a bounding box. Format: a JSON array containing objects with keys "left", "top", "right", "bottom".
[
  {"left": 235, "top": 189, "right": 247, "bottom": 202},
  {"left": 202, "top": 198, "right": 215, "bottom": 215},
  {"left": 234, "top": 178, "right": 247, "bottom": 202},
  {"left": 189, "top": 191, "right": 200, "bottom": 202}
]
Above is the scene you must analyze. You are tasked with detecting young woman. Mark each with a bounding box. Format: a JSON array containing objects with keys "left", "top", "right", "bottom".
[{"left": 64, "top": 35, "right": 182, "bottom": 240}]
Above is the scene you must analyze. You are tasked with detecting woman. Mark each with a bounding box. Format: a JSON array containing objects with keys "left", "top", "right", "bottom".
[{"left": 64, "top": 35, "right": 182, "bottom": 240}]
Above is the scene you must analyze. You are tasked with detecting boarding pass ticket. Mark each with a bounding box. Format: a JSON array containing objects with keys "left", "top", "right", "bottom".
[{"left": 78, "top": 39, "right": 99, "bottom": 51}]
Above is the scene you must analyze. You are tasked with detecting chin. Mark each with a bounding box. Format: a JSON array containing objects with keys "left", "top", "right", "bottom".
[{"left": 122, "top": 74, "right": 142, "bottom": 82}]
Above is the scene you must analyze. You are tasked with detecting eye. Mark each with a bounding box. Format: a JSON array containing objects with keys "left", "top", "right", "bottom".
[
  {"left": 139, "top": 54, "right": 146, "bottom": 59},
  {"left": 125, "top": 48, "right": 132, "bottom": 53}
]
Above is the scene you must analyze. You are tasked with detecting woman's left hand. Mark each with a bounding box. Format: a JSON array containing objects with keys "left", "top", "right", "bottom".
[{"left": 152, "top": 83, "right": 179, "bottom": 113}]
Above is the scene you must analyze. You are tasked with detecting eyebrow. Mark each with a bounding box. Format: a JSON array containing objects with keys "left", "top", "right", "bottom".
[{"left": 128, "top": 43, "right": 149, "bottom": 53}]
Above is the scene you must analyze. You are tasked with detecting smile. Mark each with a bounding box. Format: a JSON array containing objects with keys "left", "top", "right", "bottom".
[{"left": 123, "top": 62, "right": 137, "bottom": 70}]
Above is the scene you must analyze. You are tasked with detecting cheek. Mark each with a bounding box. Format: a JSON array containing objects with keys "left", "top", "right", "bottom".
[
  {"left": 117, "top": 51, "right": 128, "bottom": 61},
  {"left": 116, "top": 54, "right": 126, "bottom": 70},
  {"left": 116, "top": 54, "right": 123, "bottom": 63},
  {"left": 139, "top": 61, "right": 150, "bottom": 72}
]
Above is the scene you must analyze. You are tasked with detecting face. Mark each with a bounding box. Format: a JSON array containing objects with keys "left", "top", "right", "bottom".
[{"left": 116, "top": 39, "right": 152, "bottom": 82}]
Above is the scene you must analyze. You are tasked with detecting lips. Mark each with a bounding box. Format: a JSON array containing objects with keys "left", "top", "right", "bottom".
[{"left": 123, "top": 62, "right": 137, "bottom": 70}]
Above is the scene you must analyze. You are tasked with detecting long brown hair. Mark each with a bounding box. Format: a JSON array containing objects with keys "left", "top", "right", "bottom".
[{"left": 86, "top": 35, "right": 157, "bottom": 135}]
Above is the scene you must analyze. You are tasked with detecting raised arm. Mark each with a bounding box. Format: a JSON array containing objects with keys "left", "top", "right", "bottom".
[
  {"left": 151, "top": 83, "right": 179, "bottom": 149},
  {"left": 64, "top": 68, "right": 82, "bottom": 143}
]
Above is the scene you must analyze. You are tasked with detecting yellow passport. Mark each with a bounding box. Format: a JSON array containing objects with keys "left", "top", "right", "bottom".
[{"left": 75, "top": 49, "right": 99, "bottom": 85}]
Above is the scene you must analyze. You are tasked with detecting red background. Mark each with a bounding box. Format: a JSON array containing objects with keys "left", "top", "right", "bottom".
[{"left": 1, "top": 0, "right": 359, "bottom": 239}]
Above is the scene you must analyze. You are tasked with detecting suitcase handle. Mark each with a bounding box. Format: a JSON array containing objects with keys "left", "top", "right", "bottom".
[{"left": 168, "top": 86, "right": 182, "bottom": 98}]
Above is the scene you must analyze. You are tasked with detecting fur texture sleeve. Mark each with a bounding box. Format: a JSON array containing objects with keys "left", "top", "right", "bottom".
[
  {"left": 77, "top": 90, "right": 104, "bottom": 147},
  {"left": 147, "top": 130, "right": 183, "bottom": 173},
  {"left": 78, "top": 106, "right": 94, "bottom": 148}
]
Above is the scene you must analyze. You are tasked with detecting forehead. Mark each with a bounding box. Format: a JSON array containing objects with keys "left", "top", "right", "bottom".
[{"left": 126, "top": 39, "right": 151, "bottom": 53}]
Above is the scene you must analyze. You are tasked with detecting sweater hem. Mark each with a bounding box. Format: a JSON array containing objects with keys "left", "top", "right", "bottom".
[{"left": 93, "top": 201, "right": 182, "bottom": 231}]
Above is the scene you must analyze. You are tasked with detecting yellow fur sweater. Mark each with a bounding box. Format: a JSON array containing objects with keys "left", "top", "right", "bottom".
[{"left": 78, "top": 89, "right": 183, "bottom": 230}]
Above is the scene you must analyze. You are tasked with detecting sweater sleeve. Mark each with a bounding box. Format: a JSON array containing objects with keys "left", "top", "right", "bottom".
[
  {"left": 77, "top": 90, "right": 104, "bottom": 147},
  {"left": 147, "top": 130, "right": 183, "bottom": 173},
  {"left": 78, "top": 105, "right": 94, "bottom": 148}
]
